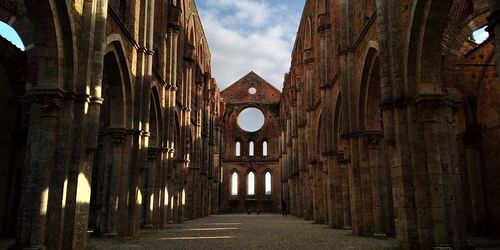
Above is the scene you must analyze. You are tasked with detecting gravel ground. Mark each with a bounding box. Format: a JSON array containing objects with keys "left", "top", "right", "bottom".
[{"left": 86, "top": 214, "right": 398, "bottom": 250}]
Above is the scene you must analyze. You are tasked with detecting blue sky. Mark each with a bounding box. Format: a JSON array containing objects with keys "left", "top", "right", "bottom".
[
  {"left": 473, "top": 26, "right": 489, "bottom": 44},
  {"left": 197, "top": 0, "right": 305, "bottom": 90},
  {"left": 0, "top": 21, "right": 24, "bottom": 50}
]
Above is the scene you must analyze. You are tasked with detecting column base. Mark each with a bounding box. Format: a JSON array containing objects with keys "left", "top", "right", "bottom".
[
  {"left": 143, "top": 224, "right": 153, "bottom": 229},
  {"left": 104, "top": 232, "right": 118, "bottom": 238},
  {"left": 373, "top": 233, "right": 387, "bottom": 238},
  {"left": 343, "top": 225, "right": 352, "bottom": 230},
  {"left": 433, "top": 246, "right": 453, "bottom": 250}
]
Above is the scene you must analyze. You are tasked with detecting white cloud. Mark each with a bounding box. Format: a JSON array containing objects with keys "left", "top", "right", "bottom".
[{"left": 198, "top": 0, "right": 302, "bottom": 91}]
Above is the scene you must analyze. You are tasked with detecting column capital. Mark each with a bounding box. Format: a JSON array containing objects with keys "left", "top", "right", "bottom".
[
  {"left": 365, "top": 133, "right": 383, "bottom": 149},
  {"left": 317, "top": 14, "right": 331, "bottom": 35},
  {"left": 167, "top": 22, "right": 181, "bottom": 33},
  {"left": 147, "top": 147, "right": 161, "bottom": 160},
  {"left": 30, "top": 88, "right": 66, "bottom": 117},
  {"left": 104, "top": 128, "right": 127, "bottom": 145}
]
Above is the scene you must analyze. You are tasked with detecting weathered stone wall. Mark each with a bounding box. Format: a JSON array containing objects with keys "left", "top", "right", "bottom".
[
  {"left": 221, "top": 72, "right": 282, "bottom": 213},
  {"left": 280, "top": 0, "right": 500, "bottom": 249},
  {"left": 0, "top": 1, "right": 223, "bottom": 249}
]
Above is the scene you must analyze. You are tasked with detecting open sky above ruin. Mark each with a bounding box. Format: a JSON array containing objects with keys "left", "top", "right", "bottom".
[{"left": 197, "top": 0, "right": 305, "bottom": 91}]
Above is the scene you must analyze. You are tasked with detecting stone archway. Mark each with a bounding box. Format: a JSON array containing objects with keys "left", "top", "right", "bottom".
[
  {"left": 142, "top": 87, "right": 163, "bottom": 229},
  {"left": 0, "top": 35, "right": 26, "bottom": 238},
  {"left": 89, "top": 41, "right": 133, "bottom": 237},
  {"left": 358, "top": 48, "right": 395, "bottom": 237}
]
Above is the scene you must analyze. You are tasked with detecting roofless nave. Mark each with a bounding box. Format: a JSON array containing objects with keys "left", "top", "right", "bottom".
[{"left": 1, "top": 0, "right": 500, "bottom": 249}]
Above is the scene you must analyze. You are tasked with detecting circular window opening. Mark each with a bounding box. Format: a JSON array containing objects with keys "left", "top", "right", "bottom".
[
  {"left": 248, "top": 87, "right": 257, "bottom": 95},
  {"left": 238, "top": 107, "right": 265, "bottom": 132}
]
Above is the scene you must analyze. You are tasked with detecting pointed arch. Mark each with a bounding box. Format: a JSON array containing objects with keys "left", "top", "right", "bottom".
[
  {"left": 333, "top": 92, "right": 343, "bottom": 151},
  {"left": 304, "top": 17, "right": 313, "bottom": 49},
  {"left": 102, "top": 37, "right": 134, "bottom": 129},
  {"left": 0, "top": 1, "right": 76, "bottom": 90},
  {"left": 247, "top": 171, "right": 256, "bottom": 197},
  {"left": 174, "top": 110, "right": 181, "bottom": 160},
  {"left": 406, "top": 0, "right": 454, "bottom": 95},
  {"left": 262, "top": 140, "right": 268, "bottom": 156},
  {"left": 149, "top": 86, "right": 162, "bottom": 147},
  {"left": 186, "top": 14, "right": 196, "bottom": 47},
  {"left": 235, "top": 140, "right": 241, "bottom": 156},
  {"left": 198, "top": 37, "right": 206, "bottom": 70},
  {"left": 265, "top": 171, "right": 272, "bottom": 196},
  {"left": 359, "top": 43, "right": 382, "bottom": 131},
  {"left": 249, "top": 141, "right": 255, "bottom": 156},
  {"left": 231, "top": 170, "right": 239, "bottom": 196}
]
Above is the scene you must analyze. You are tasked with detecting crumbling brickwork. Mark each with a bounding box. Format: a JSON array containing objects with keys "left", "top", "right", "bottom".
[{"left": 220, "top": 72, "right": 282, "bottom": 213}]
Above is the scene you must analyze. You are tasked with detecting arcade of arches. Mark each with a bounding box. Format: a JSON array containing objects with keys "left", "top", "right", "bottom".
[{"left": 0, "top": 0, "right": 500, "bottom": 250}]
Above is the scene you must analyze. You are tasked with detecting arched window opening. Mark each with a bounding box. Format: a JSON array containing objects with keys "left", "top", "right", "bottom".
[
  {"left": 0, "top": 21, "right": 25, "bottom": 51},
  {"left": 265, "top": 172, "right": 272, "bottom": 195},
  {"left": 262, "top": 141, "right": 268, "bottom": 156},
  {"left": 238, "top": 107, "right": 265, "bottom": 132},
  {"left": 304, "top": 18, "right": 312, "bottom": 49},
  {"left": 235, "top": 141, "right": 241, "bottom": 156},
  {"left": 249, "top": 141, "right": 254, "bottom": 156},
  {"left": 470, "top": 26, "right": 489, "bottom": 44},
  {"left": 231, "top": 172, "right": 238, "bottom": 196},
  {"left": 247, "top": 172, "right": 255, "bottom": 197}
]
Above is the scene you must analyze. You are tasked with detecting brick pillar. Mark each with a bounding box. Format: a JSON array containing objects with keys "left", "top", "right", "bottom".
[
  {"left": 144, "top": 149, "right": 158, "bottom": 228},
  {"left": 365, "top": 132, "right": 394, "bottom": 237},
  {"left": 347, "top": 134, "right": 374, "bottom": 236},
  {"left": 312, "top": 162, "right": 325, "bottom": 223},
  {"left": 322, "top": 164, "right": 329, "bottom": 225},
  {"left": 328, "top": 154, "right": 344, "bottom": 228},
  {"left": 17, "top": 95, "right": 60, "bottom": 249}
]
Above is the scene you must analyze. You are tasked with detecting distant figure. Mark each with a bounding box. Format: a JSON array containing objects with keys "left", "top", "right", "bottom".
[{"left": 281, "top": 200, "right": 287, "bottom": 216}]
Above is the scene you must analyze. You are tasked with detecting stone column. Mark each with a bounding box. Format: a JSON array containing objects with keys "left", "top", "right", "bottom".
[
  {"left": 106, "top": 129, "right": 126, "bottom": 236},
  {"left": 365, "top": 132, "right": 389, "bottom": 237},
  {"left": 460, "top": 132, "right": 486, "bottom": 230},
  {"left": 17, "top": 94, "right": 61, "bottom": 249},
  {"left": 327, "top": 154, "right": 343, "bottom": 228},
  {"left": 346, "top": 134, "right": 372, "bottom": 236},
  {"left": 163, "top": 148, "right": 174, "bottom": 225},
  {"left": 340, "top": 159, "right": 352, "bottom": 229},
  {"left": 323, "top": 165, "right": 329, "bottom": 225},
  {"left": 193, "top": 83, "right": 203, "bottom": 218},
  {"left": 61, "top": 1, "right": 108, "bottom": 248},
  {"left": 144, "top": 148, "right": 159, "bottom": 228},
  {"left": 312, "top": 162, "right": 325, "bottom": 224},
  {"left": 302, "top": 168, "right": 313, "bottom": 221},
  {"left": 291, "top": 132, "right": 300, "bottom": 216},
  {"left": 165, "top": 1, "right": 180, "bottom": 223},
  {"left": 153, "top": 148, "right": 163, "bottom": 228},
  {"left": 158, "top": 147, "right": 169, "bottom": 228}
]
